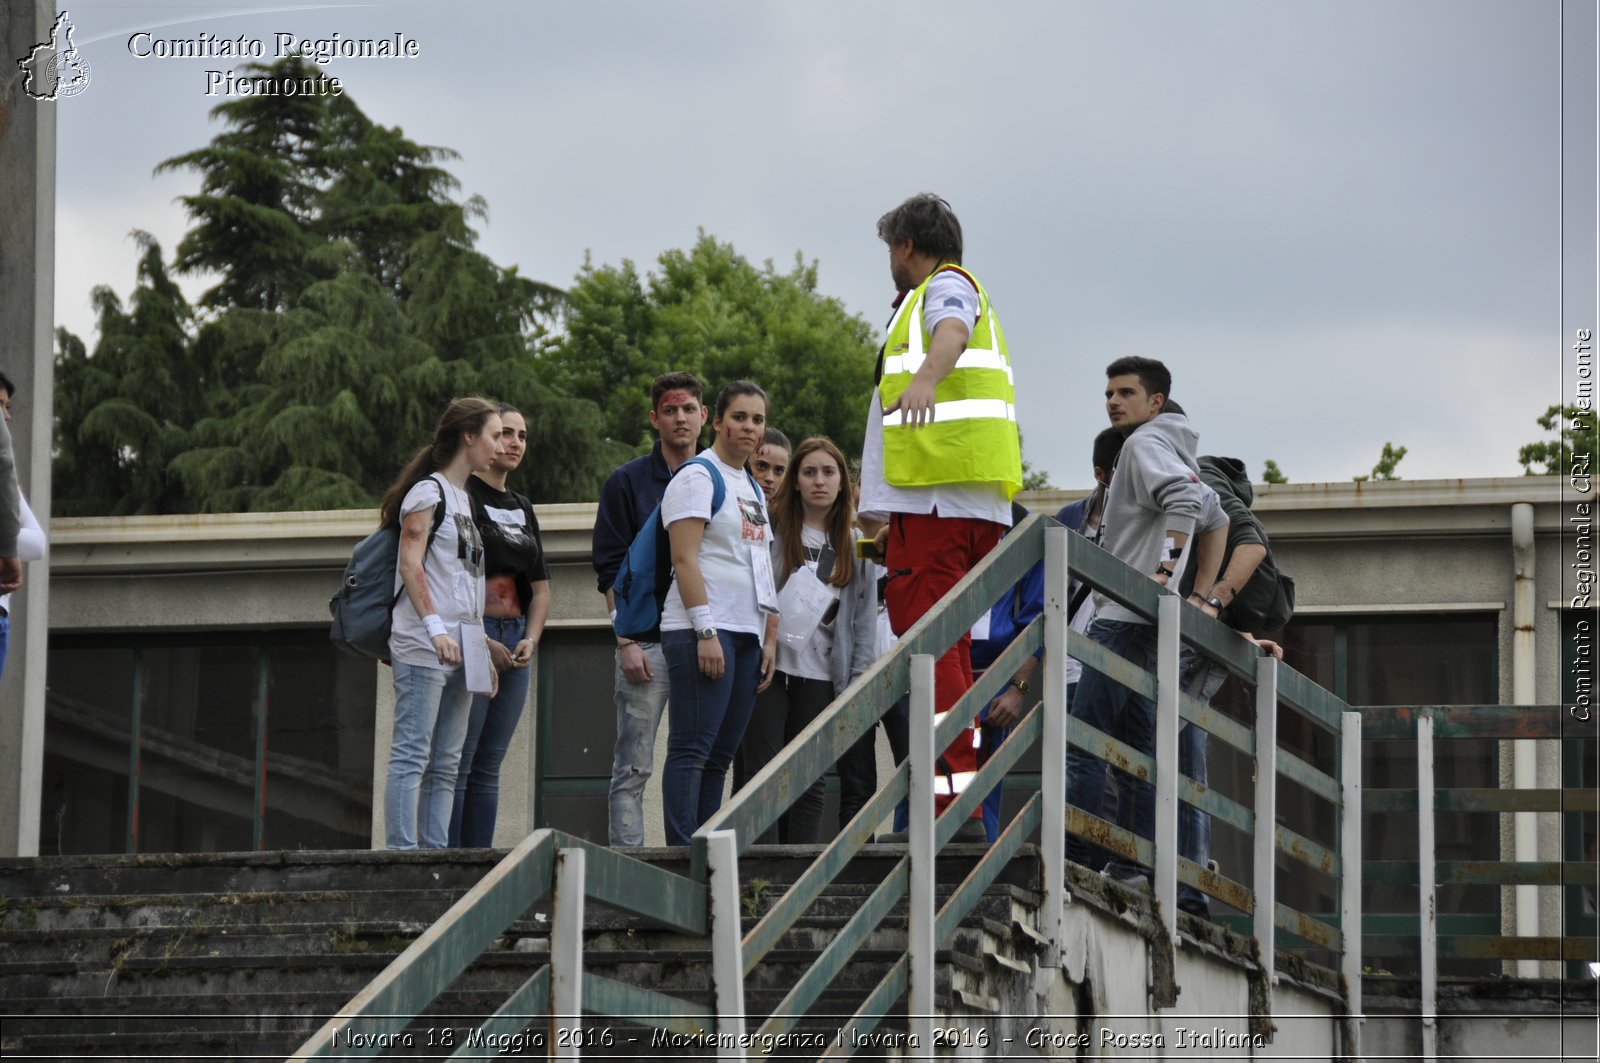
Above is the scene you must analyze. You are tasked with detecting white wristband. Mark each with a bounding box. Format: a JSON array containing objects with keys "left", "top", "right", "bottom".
[
  {"left": 423, "top": 614, "right": 449, "bottom": 639},
  {"left": 688, "top": 605, "right": 714, "bottom": 631}
]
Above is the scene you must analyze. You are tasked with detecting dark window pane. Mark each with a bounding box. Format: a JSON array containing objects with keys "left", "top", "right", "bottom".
[
  {"left": 43, "top": 632, "right": 376, "bottom": 855},
  {"left": 264, "top": 645, "right": 375, "bottom": 849},
  {"left": 540, "top": 632, "right": 625, "bottom": 780},
  {"left": 43, "top": 645, "right": 137, "bottom": 854}
]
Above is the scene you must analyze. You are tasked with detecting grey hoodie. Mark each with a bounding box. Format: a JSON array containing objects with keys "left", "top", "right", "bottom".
[{"left": 1094, "top": 411, "right": 1226, "bottom": 624}]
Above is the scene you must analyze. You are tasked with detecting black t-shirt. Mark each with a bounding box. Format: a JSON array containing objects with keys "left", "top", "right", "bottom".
[{"left": 467, "top": 475, "right": 550, "bottom": 611}]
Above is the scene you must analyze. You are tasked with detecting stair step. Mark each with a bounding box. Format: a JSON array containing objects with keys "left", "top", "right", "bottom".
[{"left": 0, "top": 848, "right": 1040, "bottom": 1059}]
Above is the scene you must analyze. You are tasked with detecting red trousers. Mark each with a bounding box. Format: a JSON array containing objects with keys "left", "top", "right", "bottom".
[{"left": 883, "top": 511, "right": 1005, "bottom": 818}]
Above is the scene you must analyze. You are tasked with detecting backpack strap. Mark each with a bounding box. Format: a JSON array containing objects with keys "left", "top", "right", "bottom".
[{"left": 683, "top": 455, "right": 730, "bottom": 516}]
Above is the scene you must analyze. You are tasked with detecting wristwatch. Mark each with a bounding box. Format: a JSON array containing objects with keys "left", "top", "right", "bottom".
[
  {"left": 1008, "top": 678, "right": 1030, "bottom": 695},
  {"left": 695, "top": 626, "right": 718, "bottom": 641},
  {"left": 1203, "top": 595, "right": 1225, "bottom": 612}
]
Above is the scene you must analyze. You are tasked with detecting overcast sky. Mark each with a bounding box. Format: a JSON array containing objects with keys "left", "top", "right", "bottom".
[{"left": 45, "top": 0, "right": 1589, "bottom": 490}]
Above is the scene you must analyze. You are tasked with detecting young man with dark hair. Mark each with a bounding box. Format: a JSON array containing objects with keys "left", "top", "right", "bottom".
[
  {"left": 1066, "top": 357, "right": 1229, "bottom": 915},
  {"left": 859, "top": 193, "right": 1022, "bottom": 839},
  {"left": 594, "top": 371, "right": 707, "bottom": 846}
]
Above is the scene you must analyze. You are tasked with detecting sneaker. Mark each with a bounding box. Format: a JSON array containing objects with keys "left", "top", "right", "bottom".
[{"left": 1103, "top": 865, "right": 1151, "bottom": 891}]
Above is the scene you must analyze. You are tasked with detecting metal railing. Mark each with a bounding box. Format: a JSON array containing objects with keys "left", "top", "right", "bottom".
[
  {"left": 701, "top": 515, "right": 1363, "bottom": 1046},
  {"left": 1357, "top": 704, "right": 1599, "bottom": 1059},
  {"left": 296, "top": 514, "right": 1368, "bottom": 1058}
]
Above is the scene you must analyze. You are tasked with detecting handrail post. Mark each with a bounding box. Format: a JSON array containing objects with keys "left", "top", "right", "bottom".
[
  {"left": 1417, "top": 713, "right": 1438, "bottom": 1061},
  {"left": 1253, "top": 655, "right": 1279, "bottom": 989},
  {"left": 1040, "top": 525, "right": 1070, "bottom": 966},
  {"left": 704, "top": 829, "right": 747, "bottom": 1059},
  {"left": 551, "top": 847, "right": 585, "bottom": 1059},
  {"left": 907, "top": 653, "right": 937, "bottom": 1050},
  {"left": 1154, "top": 594, "right": 1181, "bottom": 951},
  {"left": 1340, "top": 710, "right": 1364, "bottom": 1062}
]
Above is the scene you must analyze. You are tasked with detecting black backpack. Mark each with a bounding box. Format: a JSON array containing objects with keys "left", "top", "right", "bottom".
[
  {"left": 1185, "top": 457, "right": 1296, "bottom": 633},
  {"left": 1222, "top": 514, "right": 1296, "bottom": 632}
]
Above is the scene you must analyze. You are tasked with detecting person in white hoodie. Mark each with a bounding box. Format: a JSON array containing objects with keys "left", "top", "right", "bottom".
[
  {"left": 1065, "top": 356, "right": 1229, "bottom": 916},
  {"left": 0, "top": 372, "right": 44, "bottom": 680}
]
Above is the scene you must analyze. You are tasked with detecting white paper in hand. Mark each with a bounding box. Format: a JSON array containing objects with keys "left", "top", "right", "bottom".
[
  {"left": 461, "top": 622, "right": 494, "bottom": 695},
  {"left": 777, "top": 565, "right": 839, "bottom": 649}
]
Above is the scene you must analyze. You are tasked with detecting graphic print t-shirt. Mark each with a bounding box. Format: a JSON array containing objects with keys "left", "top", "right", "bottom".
[{"left": 659, "top": 453, "right": 773, "bottom": 636}]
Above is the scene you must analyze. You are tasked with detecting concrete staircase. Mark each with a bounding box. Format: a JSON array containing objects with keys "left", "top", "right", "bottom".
[{"left": 0, "top": 845, "right": 1044, "bottom": 1060}]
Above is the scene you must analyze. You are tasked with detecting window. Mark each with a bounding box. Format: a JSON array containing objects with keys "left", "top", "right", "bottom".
[{"left": 41, "top": 632, "right": 376, "bottom": 855}]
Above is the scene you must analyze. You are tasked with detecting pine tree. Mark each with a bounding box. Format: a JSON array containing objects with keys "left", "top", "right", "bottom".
[{"left": 55, "top": 57, "right": 610, "bottom": 513}]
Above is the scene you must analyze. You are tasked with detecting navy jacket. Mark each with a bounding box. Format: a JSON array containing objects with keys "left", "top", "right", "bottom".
[
  {"left": 970, "top": 494, "right": 1102, "bottom": 674},
  {"left": 592, "top": 441, "right": 677, "bottom": 596}
]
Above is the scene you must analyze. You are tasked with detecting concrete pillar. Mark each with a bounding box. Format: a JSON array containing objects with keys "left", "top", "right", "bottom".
[{"left": 0, "top": 0, "right": 58, "bottom": 857}]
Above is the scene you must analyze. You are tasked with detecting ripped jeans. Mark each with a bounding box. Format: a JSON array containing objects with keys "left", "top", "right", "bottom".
[{"left": 607, "top": 641, "right": 670, "bottom": 846}]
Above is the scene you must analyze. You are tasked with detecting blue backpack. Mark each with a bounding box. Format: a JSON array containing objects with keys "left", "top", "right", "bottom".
[
  {"left": 329, "top": 475, "right": 448, "bottom": 659},
  {"left": 611, "top": 456, "right": 746, "bottom": 641}
]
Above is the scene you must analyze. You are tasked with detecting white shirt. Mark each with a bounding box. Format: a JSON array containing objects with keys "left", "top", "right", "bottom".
[
  {"left": 0, "top": 495, "right": 45, "bottom": 617},
  {"left": 388, "top": 475, "right": 486, "bottom": 668},
  {"left": 660, "top": 453, "right": 774, "bottom": 637},
  {"left": 858, "top": 270, "right": 1012, "bottom": 526}
]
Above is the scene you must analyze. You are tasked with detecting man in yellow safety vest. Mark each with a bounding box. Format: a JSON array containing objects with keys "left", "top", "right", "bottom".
[{"left": 858, "top": 193, "right": 1023, "bottom": 840}]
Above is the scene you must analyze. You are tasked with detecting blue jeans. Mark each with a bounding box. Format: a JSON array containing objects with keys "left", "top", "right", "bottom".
[
  {"left": 661, "top": 629, "right": 762, "bottom": 846},
  {"left": 386, "top": 660, "right": 472, "bottom": 849},
  {"left": 608, "top": 641, "right": 671, "bottom": 846},
  {"left": 0, "top": 612, "right": 8, "bottom": 682},
  {"left": 1065, "top": 619, "right": 1210, "bottom": 909},
  {"left": 450, "top": 616, "right": 534, "bottom": 848}
]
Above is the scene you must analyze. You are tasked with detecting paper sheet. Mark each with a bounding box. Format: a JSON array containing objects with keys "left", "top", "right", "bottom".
[{"left": 461, "top": 622, "right": 494, "bottom": 695}]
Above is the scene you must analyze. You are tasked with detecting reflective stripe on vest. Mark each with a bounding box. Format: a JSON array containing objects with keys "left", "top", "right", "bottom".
[
  {"left": 881, "top": 289, "right": 1013, "bottom": 381},
  {"left": 883, "top": 398, "right": 1015, "bottom": 429},
  {"left": 933, "top": 772, "right": 980, "bottom": 796}
]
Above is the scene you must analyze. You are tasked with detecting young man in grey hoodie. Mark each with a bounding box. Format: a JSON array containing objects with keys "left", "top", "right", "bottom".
[{"left": 1065, "top": 356, "right": 1228, "bottom": 916}]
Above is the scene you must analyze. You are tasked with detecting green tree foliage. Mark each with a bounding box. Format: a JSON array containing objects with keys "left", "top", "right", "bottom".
[
  {"left": 1352, "top": 441, "right": 1407, "bottom": 483},
  {"left": 1020, "top": 460, "right": 1054, "bottom": 492},
  {"left": 55, "top": 58, "right": 606, "bottom": 515},
  {"left": 1519, "top": 404, "right": 1597, "bottom": 476},
  {"left": 541, "top": 235, "right": 878, "bottom": 458},
  {"left": 1260, "top": 459, "right": 1288, "bottom": 484}
]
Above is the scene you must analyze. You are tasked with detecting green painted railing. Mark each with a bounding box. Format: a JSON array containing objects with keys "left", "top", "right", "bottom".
[
  {"left": 701, "top": 514, "right": 1364, "bottom": 1044},
  {"left": 1357, "top": 704, "right": 1598, "bottom": 986},
  {"left": 311, "top": 512, "right": 1600, "bottom": 1058}
]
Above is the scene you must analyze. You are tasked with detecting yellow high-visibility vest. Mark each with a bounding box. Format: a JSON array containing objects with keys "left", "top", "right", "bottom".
[{"left": 878, "top": 264, "right": 1022, "bottom": 497}]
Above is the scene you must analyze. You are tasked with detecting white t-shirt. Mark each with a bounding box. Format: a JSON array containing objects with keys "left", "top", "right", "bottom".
[
  {"left": 389, "top": 475, "right": 486, "bottom": 668},
  {"left": 859, "top": 270, "right": 1012, "bottom": 526},
  {"left": 660, "top": 454, "right": 775, "bottom": 637},
  {"left": 0, "top": 494, "right": 44, "bottom": 618},
  {"left": 777, "top": 525, "right": 840, "bottom": 681}
]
